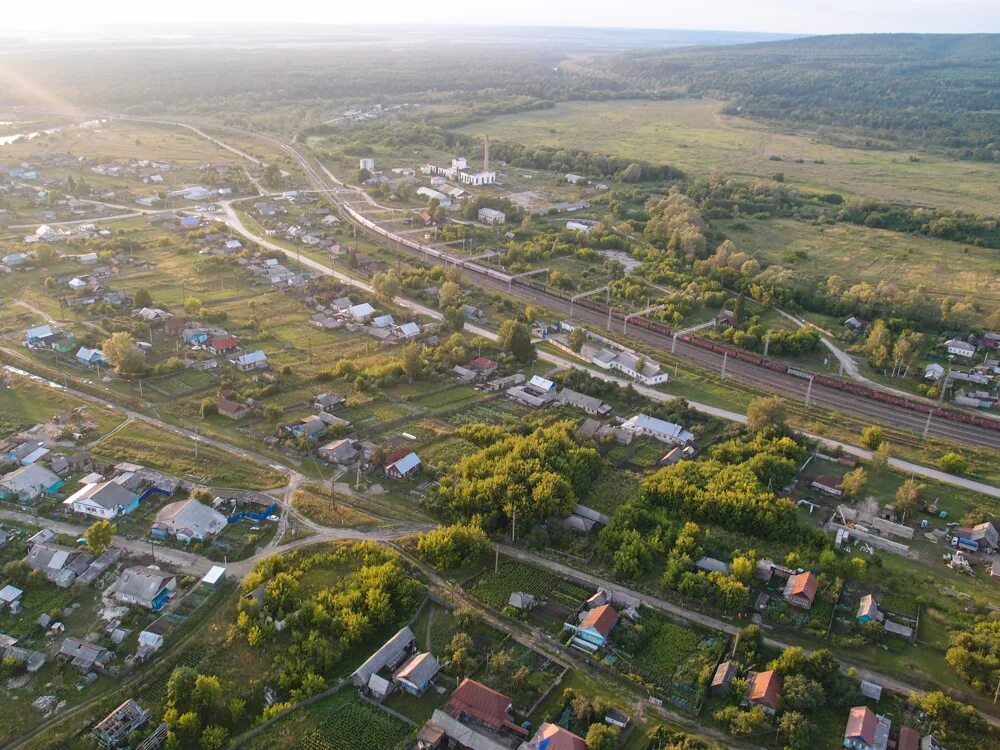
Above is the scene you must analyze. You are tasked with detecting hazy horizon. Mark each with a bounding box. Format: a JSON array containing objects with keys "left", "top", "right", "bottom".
[{"left": 1, "top": 0, "right": 999, "bottom": 36}]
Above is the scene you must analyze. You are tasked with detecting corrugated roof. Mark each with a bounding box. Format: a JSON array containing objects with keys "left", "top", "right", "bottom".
[
  {"left": 446, "top": 678, "right": 513, "bottom": 730},
  {"left": 580, "top": 603, "right": 618, "bottom": 637},
  {"left": 749, "top": 670, "right": 782, "bottom": 710}
]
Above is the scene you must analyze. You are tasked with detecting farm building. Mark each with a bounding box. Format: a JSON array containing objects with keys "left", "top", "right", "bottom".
[
  {"left": 201, "top": 566, "right": 227, "bottom": 590},
  {"left": 508, "top": 592, "right": 536, "bottom": 610},
  {"left": 0, "top": 584, "right": 23, "bottom": 612},
  {"left": 556, "top": 388, "right": 612, "bottom": 416},
  {"left": 477, "top": 207, "right": 506, "bottom": 225},
  {"left": 217, "top": 398, "right": 251, "bottom": 420},
  {"left": 810, "top": 475, "right": 843, "bottom": 497},
  {"left": 351, "top": 627, "right": 416, "bottom": 688},
  {"left": 59, "top": 637, "right": 112, "bottom": 671},
  {"left": 711, "top": 660, "right": 736, "bottom": 694}
]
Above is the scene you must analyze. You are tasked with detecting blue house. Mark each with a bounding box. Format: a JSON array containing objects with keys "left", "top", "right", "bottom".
[
  {"left": 286, "top": 416, "right": 326, "bottom": 441},
  {"left": 565, "top": 603, "right": 619, "bottom": 651},
  {"left": 76, "top": 347, "right": 107, "bottom": 367},
  {"left": 25, "top": 324, "right": 54, "bottom": 344},
  {"left": 856, "top": 594, "right": 882, "bottom": 624},
  {"left": 0, "top": 463, "right": 63, "bottom": 502},
  {"left": 183, "top": 329, "right": 209, "bottom": 345}
]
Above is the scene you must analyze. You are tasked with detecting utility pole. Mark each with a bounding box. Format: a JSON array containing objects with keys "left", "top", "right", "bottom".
[
  {"left": 671, "top": 333, "right": 678, "bottom": 355},
  {"left": 720, "top": 352, "right": 727, "bottom": 380},
  {"left": 494, "top": 545, "right": 499, "bottom": 574},
  {"left": 804, "top": 376, "right": 814, "bottom": 407},
  {"left": 511, "top": 508, "right": 516, "bottom": 543},
  {"left": 150, "top": 538, "right": 155, "bottom": 562},
  {"left": 922, "top": 411, "right": 933, "bottom": 442},
  {"left": 763, "top": 331, "right": 772, "bottom": 358},
  {"left": 606, "top": 305, "right": 612, "bottom": 332}
]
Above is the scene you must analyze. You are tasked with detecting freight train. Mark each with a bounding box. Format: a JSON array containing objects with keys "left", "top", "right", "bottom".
[{"left": 344, "top": 204, "right": 1000, "bottom": 433}]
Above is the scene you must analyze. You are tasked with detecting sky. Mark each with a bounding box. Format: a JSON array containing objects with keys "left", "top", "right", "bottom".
[{"left": 2, "top": 0, "right": 999, "bottom": 35}]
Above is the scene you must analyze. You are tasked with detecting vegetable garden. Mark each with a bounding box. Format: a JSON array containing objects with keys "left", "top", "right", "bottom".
[{"left": 297, "top": 696, "right": 413, "bottom": 750}]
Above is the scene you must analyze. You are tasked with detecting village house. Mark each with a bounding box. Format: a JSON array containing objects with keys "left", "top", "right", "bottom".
[
  {"left": 0, "top": 463, "right": 63, "bottom": 501},
  {"left": 319, "top": 438, "right": 359, "bottom": 465},
  {"left": 556, "top": 388, "right": 612, "bottom": 416},
  {"left": 524, "top": 724, "right": 588, "bottom": 750},
  {"left": 63, "top": 477, "right": 142, "bottom": 519},
  {"left": 384, "top": 450, "right": 421, "bottom": 480},
  {"left": 620, "top": 414, "right": 694, "bottom": 446},
  {"left": 711, "top": 660, "right": 736, "bottom": 694},
  {"left": 844, "top": 706, "right": 891, "bottom": 750},
  {"left": 59, "top": 637, "right": 113, "bottom": 671},
  {"left": 393, "top": 652, "right": 442, "bottom": 696},
  {"left": 351, "top": 627, "right": 416, "bottom": 697},
  {"left": 26, "top": 542, "right": 93, "bottom": 586},
  {"left": 442, "top": 678, "right": 522, "bottom": 735},
  {"left": 230, "top": 350, "right": 268, "bottom": 371},
  {"left": 784, "top": 571, "right": 818, "bottom": 610},
  {"left": 565, "top": 603, "right": 619, "bottom": 651},
  {"left": 314, "top": 392, "right": 346, "bottom": 410},
  {"left": 857, "top": 594, "right": 883, "bottom": 624},
  {"left": 208, "top": 335, "right": 239, "bottom": 355},
  {"left": 113, "top": 566, "right": 177, "bottom": 611},
  {"left": 287, "top": 415, "right": 327, "bottom": 441},
  {"left": 76, "top": 347, "right": 107, "bottom": 368},
  {"left": 152, "top": 498, "right": 228, "bottom": 542},
  {"left": 748, "top": 670, "right": 783, "bottom": 715},
  {"left": 217, "top": 398, "right": 251, "bottom": 420},
  {"left": 945, "top": 339, "right": 977, "bottom": 358},
  {"left": 591, "top": 347, "right": 669, "bottom": 385}
]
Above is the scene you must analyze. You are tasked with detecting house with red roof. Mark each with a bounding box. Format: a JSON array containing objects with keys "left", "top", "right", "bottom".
[
  {"left": 784, "top": 571, "right": 818, "bottom": 610},
  {"left": 748, "top": 670, "right": 782, "bottom": 715},
  {"left": 467, "top": 357, "right": 499, "bottom": 377},
  {"left": 208, "top": 335, "right": 239, "bottom": 355},
  {"left": 524, "top": 723, "right": 588, "bottom": 750},
  {"left": 164, "top": 319, "right": 187, "bottom": 336},
  {"left": 844, "top": 706, "right": 891, "bottom": 750},
  {"left": 444, "top": 678, "right": 524, "bottom": 736},
  {"left": 564, "top": 602, "right": 619, "bottom": 651}
]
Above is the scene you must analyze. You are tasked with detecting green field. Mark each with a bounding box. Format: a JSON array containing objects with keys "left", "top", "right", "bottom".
[
  {"left": 723, "top": 217, "right": 1000, "bottom": 312},
  {"left": 458, "top": 99, "right": 1000, "bottom": 213},
  {"left": 91, "top": 420, "right": 285, "bottom": 489}
]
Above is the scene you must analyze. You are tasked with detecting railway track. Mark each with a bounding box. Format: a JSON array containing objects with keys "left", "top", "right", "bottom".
[{"left": 228, "top": 129, "right": 1000, "bottom": 451}]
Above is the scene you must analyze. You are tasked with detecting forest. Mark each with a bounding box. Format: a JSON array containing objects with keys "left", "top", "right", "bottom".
[{"left": 591, "top": 34, "right": 1000, "bottom": 159}]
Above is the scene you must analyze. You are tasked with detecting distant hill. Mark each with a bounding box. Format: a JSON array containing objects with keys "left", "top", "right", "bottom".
[{"left": 594, "top": 34, "right": 1000, "bottom": 160}]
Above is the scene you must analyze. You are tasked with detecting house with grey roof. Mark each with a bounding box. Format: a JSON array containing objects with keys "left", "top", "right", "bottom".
[
  {"left": 113, "top": 567, "right": 177, "bottom": 611},
  {"left": 351, "top": 627, "right": 415, "bottom": 688},
  {"left": 63, "top": 478, "right": 140, "bottom": 520},
  {"left": 0, "top": 463, "right": 63, "bottom": 501},
  {"left": 152, "top": 498, "right": 227, "bottom": 542},
  {"left": 59, "top": 637, "right": 112, "bottom": 671}
]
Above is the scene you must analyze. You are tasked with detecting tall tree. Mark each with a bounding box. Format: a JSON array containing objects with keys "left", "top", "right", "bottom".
[{"left": 498, "top": 319, "right": 535, "bottom": 362}]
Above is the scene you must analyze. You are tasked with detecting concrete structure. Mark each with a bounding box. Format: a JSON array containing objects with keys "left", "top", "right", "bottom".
[
  {"left": 477, "top": 207, "right": 506, "bottom": 225},
  {"left": 93, "top": 699, "right": 151, "bottom": 748}
]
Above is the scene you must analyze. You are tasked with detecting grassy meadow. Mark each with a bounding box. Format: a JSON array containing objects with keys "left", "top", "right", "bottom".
[{"left": 457, "top": 99, "right": 1000, "bottom": 213}]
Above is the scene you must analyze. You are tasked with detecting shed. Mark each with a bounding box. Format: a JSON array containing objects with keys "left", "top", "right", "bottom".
[{"left": 201, "top": 566, "right": 227, "bottom": 589}]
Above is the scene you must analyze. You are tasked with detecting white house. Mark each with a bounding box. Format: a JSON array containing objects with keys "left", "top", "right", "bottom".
[
  {"left": 620, "top": 414, "right": 694, "bottom": 446},
  {"left": 359, "top": 158, "right": 375, "bottom": 171},
  {"left": 231, "top": 350, "right": 268, "bottom": 371},
  {"left": 477, "top": 208, "right": 506, "bottom": 225},
  {"left": 63, "top": 478, "right": 140, "bottom": 519},
  {"left": 945, "top": 339, "right": 977, "bottom": 358},
  {"left": 349, "top": 303, "right": 376, "bottom": 322},
  {"left": 591, "top": 348, "right": 669, "bottom": 385}
]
